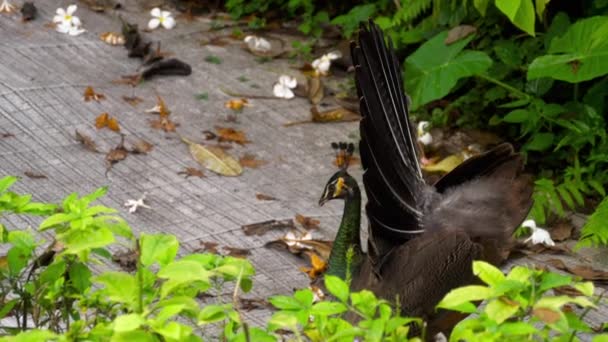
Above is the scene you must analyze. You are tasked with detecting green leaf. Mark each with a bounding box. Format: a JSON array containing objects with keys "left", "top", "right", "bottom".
[
  {"left": 268, "top": 295, "right": 303, "bottom": 311},
  {"left": 503, "top": 108, "right": 532, "bottom": 123},
  {"left": 573, "top": 281, "right": 594, "bottom": 296},
  {"left": 331, "top": 4, "right": 376, "bottom": 38},
  {"left": 95, "top": 272, "right": 138, "bottom": 307},
  {"left": 473, "top": 261, "right": 505, "bottom": 286},
  {"left": 0, "top": 176, "right": 17, "bottom": 194},
  {"left": 139, "top": 233, "right": 179, "bottom": 267},
  {"left": 535, "top": 0, "right": 549, "bottom": 21},
  {"left": 267, "top": 311, "right": 299, "bottom": 331},
  {"left": 0, "top": 299, "right": 18, "bottom": 320},
  {"left": 113, "top": 314, "right": 144, "bottom": 332},
  {"left": 4, "top": 329, "right": 58, "bottom": 342},
  {"left": 524, "top": 132, "right": 554, "bottom": 151},
  {"left": 528, "top": 16, "right": 608, "bottom": 83},
  {"left": 153, "top": 321, "right": 193, "bottom": 341},
  {"left": 39, "top": 213, "right": 73, "bottom": 231},
  {"left": 293, "top": 288, "right": 314, "bottom": 307},
  {"left": 69, "top": 262, "right": 92, "bottom": 293},
  {"left": 497, "top": 321, "right": 537, "bottom": 335},
  {"left": 325, "top": 275, "right": 349, "bottom": 302},
  {"left": 495, "top": 0, "right": 536, "bottom": 36},
  {"left": 405, "top": 31, "right": 492, "bottom": 109},
  {"left": 60, "top": 227, "right": 115, "bottom": 256},
  {"left": 198, "top": 304, "right": 228, "bottom": 324},
  {"left": 158, "top": 260, "right": 210, "bottom": 298},
  {"left": 474, "top": 0, "right": 490, "bottom": 16},
  {"left": 485, "top": 298, "right": 520, "bottom": 324},
  {"left": 539, "top": 272, "right": 572, "bottom": 293},
  {"left": 437, "top": 285, "right": 493, "bottom": 310},
  {"left": 310, "top": 302, "right": 348, "bottom": 316},
  {"left": 578, "top": 196, "right": 608, "bottom": 247}
]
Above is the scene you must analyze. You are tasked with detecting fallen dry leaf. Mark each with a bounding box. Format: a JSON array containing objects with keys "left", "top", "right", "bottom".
[
  {"left": 105, "top": 135, "right": 128, "bottom": 174},
  {"left": 554, "top": 285, "right": 587, "bottom": 297},
  {"left": 1, "top": 132, "right": 15, "bottom": 139},
  {"left": 295, "top": 214, "right": 320, "bottom": 230},
  {"left": 299, "top": 252, "right": 327, "bottom": 279},
  {"left": 242, "top": 219, "right": 295, "bottom": 236},
  {"left": 532, "top": 307, "right": 561, "bottom": 324},
  {"left": 122, "top": 96, "right": 143, "bottom": 106},
  {"left": 197, "top": 241, "right": 219, "bottom": 254},
  {"left": 216, "top": 126, "right": 250, "bottom": 145},
  {"left": 224, "top": 98, "right": 249, "bottom": 111},
  {"left": 150, "top": 117, "right": 178, "bottom": 132},
  {"left": 546, "top": 258, "right": 608, "bottom": 283},
  {"left": 307, "top": 77, "right": 324, "bottom": 104},
  {"left": 147, "top": 95, "right": 171, "bottom": 117},
  {"left": 445, "top": 25, "right": 477, "bottom": 45},
  {"left": 182, "top": 137, "right": 243, "bottom": 176},
  {"left": 130, "top": 139, "right": 153, "bottom": 154},
  {"left": 256, "top": 193, "right": 277, "bottom": 201},
  {"left": 84, "top": 86, "right": 105, "bottom": 102},
  {"left": 223, "top": 246, "right": 251, "bottom": 258},
  {"left": 202, "top": 130, "right": 217, "bottom": 140},
  {"left": 100, "top": 32, "right": 125, "bottom": 46},
  {"left": 178, "top": 167, "right": 205, "bottom": 178},
  {"left": 239, "top": 154, "right": 267, "bottom": 169},
  {"left": 265, "top": 230, "right": 333, "bottom": 261},
  {"left": 239, "top": 298, "right": 271, "bottom": 311},
  {"left": 24, "top": 171, "right": 47, "bottom": 179},
  {"left": 95, "top": 112, "right": 120, "bottom": 132},
  {"left": 112, "top": 249, "right": 138, "bottom": 272},
  {"left": 75, "top": 130, "right": 99, "bottom": 153}
]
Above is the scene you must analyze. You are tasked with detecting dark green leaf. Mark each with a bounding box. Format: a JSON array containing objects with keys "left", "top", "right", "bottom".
[
  {"left": 495, "top": 0, "right": 536, "bottom": 36},
  {"left": 524, "top": 132, "right": 554, "bottom": 151},
  {"left": 325, "top": 275, "right": 349, "bottom": 302}
]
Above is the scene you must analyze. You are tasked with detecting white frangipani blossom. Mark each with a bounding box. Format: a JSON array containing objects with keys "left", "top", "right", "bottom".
[
  {"left": 53, "top": 5, "right": 85, "bottom": 36},
  {"left": 148, "top": 8, "right": 176, "bottom": 30},
  {"left": 124, "top": 193, "right": 151, "bottom": 214},
  {"left": 312, "top": 51, "right": 342, "bottom": 76},
  {"left": 0, "top": 0, "right": 16, "bottom": 14},
  {"left": 522, "top": 219, "right": 555, "bottom": 246},
  {"left": 283, "top": 230, "right": 312, "bottom": 249},
  {"left": 244, "top": 35, "right": 271, "bottom": 53},
  {"left": 273, "top": 75, "right": 297, "bottom": 99},
  {"left": 417, "top": 121, "right": 433, "bottom": 145}
]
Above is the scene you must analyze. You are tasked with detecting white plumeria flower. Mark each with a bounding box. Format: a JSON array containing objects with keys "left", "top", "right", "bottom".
[
  {"left": 124, "top": 193, "right": 151, "bottom": 214},
  {"left": 283, "top": 230, "right": 313, "bottom": 249},
  {"left": 56, "top": 22, "right": 86, "bottom": 36},
  {"left": 244, "top": 35, "right": 271, "bottom": 53},
  {"left": 0, "top": 0, "right": 16, "bottom": 14},
  {"left": 148, "top": 8, "right": 176, "bottom": 30},
  {"left": 522, "top": 219, "right": 555, "bottom": 246},
  {"left": 311, "top": 51, "right": 342, "bottom": 76},
  {"left": 53, "top": 5, "right": 81, "bottom": 27},
  {"left": 273, "top": 75, "right": 297, "bottom": 99},
  {"left": 417, "top": 121, "right": 433, "bottom": 145}
]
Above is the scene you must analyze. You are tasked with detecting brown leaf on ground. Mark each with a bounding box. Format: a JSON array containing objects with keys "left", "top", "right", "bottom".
[
  {"left": 312, "top": 106, "right": 359, "bottom": 123},
  {"left": 265, "top": 230, "right": 333, "bottom": 261},
  {"left": 24, "top": 171, "right": 47, "bottom": 179},
  {"left": 83, "top": 86, "right": 105, "bottom": 102},
  {"left": 122, "top": 96, "right": 143, "bottom": 106},
  {"left": 239, "top": 298, "right": 271, "bottom": 311},
  {"left": 554, "top": 285, "right": 586, "bottom": 297},
  {"left": 444, "top": 25, "right": 477, "bottom": 45},
  {"left": 299, "top": 251, "right": 327, "bottom": 279},
  {"left": 75, "top": 130, "right": 99, "bottom": 153},
  {"left": 182, "top": 137, "right": 243, "bottom": 176},
  {"left": 223, "top": 246, "right": 251, "bottom": 258},
  {"left": 150, "top": 117, "right": 178, "bottom": 132},
  {"left": 242, "top": 219, "right": 295, "bottom": 236},
  {"left": 239, "top": 154, "right": 267, "bottom": 168},
  {"left": 130, "top": 139, "right": 153, "bottom": 154},
  {"left": 224, "top": 98, "right": 249, "bottom": 111},
  {"left": 256, "top": 193, "right": 277, "bottom": 201},
  {"left": 532, "top": 307, "right": 561, "bottom": 324},
  {"left": 95, "top": 112, "right": 120, "bottom": 132},
  {"left": 1, "top": 132, "right": 15, "bottom": 139},
  {"left": 216, "top": 126, "right": 250, "bottom": 145},
  {"left": 202, "top": 130, "right": 217, "bottom": 140},
  {"left": 178, "top": 167, "right": 205, "bottom": 178},
  {"left": 112, "top": 249, "right": 138, "bottom": 272},
  {"left": 307, "top": 77, "right": 324, "bottom": 104},
  {"left": 295, "top": 214, "right": 320, "bottom": 230},
  {"left": 547, "top": 258, "right": 608, "bottom": 282},
  {"left": 105, "top": 135, "right": 128, "bottom": 174},
  {"left": 100, "top": 32, "right": 125, "bottom": 46},
  {"left": 550, "top": 220, "right": 574, "bottom": 242},
  {"left": 112, "top": 74, "right": 141, "bottom": 86},
  {"left": 197, "top": 241, "right": 219, "bottom": 254}
]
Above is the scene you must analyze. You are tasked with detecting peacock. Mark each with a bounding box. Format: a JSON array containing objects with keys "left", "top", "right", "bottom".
[{"left": 318, "top": 21, "right": 533, "bottom": 335}]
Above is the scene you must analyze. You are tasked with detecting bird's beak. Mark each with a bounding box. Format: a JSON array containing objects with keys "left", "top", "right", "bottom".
[{"left": 318, "top": 193, "right": 329, "bottom": 207}]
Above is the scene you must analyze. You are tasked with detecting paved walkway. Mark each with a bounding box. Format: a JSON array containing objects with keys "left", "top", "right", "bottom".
[{"left": 0, "top": 0, "right": 605, "bottom": 336}]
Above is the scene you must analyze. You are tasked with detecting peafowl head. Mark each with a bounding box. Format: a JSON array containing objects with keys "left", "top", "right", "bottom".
[{"left": 319, "top": 142, "right": 359, "bottom": 206}]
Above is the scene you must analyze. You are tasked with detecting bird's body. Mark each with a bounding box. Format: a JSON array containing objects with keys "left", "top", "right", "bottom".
[{"left": 319, "top": 21, "right": 533, "bottom": 335}]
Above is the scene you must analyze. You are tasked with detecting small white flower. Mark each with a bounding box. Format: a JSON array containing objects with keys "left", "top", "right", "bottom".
[
  {"left": 522, "top": 219, "right": 555, "bottom": 246},
  {"left": 283, "top": 230, "right": 312, "bottom": 249},
  {"left": 124, "top": 193, "right": 151, "bottom": 214},
  {"left": 312, "top": 51, "right": 342, "bottom": 76},
  {"left": 417, "top": 121, "right": 433, "bottom": 145},
  {"left": 148, "top": 8, "right": 175, "bottom": 30},
  {"left": 273, "top": 75, "right": 297, "bottom": 99},
  {"left": 56, "top": 22, "right": 86, "bottom": 36},
  {"left": 0, "top": 0, "right": 16, "bottom": 13},
  {"left": 53, "top": 5, "right": 80, "bottom": 26},
  {"left": 244, "top": 35, "right": 271, "bottom": 53}
]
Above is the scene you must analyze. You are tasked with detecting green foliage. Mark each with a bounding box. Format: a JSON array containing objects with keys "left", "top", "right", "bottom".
[
  {"left": 578, "top": 196, "right": 608, "bottom": 248},
  {"left": 438, "top": 261, "right": 602, "bottom": 341}
]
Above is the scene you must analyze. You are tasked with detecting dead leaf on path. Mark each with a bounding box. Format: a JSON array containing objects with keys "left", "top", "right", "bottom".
[
  {"left": 84, "top": 86, "right": 105, "bottom": 102},
  {"left": 242, "top": 219, "right": 295, "bottom": 236},
  {"left": 216, "top": 127, "right": 250, "bottom": 145},
  {"left": 75, "top": 130, "right": 99, "bottom": 153},
  {"left": 223, "top": 246, "right": 251, "bottom": 258},
  {"left": 130, "top": 139, "right": 153, "bottom": 154},
  {"left": 95, "top": 112, "right": 120, "bottom": 132},
  {"left": 265, "top": 230, "right": 333, "bottom": 261},
  {"left": 422, "top": 154, "right": 464, "bottom": 173},
  {"left": 122, "top": 96, "right": 143, "bottom": 106},
  {"left": 295, "top": 214, "right": 320, "bottom": 230},
  {"left": 554, "top": 285, "right": 586, "bottom": 297},
  {"left": 178, "top": 167, "right": 205, "bottom": 178},
  {"left": 100, "top": 32, "right": 125, "bottom": 46},
  {"left": 445, "top": 25, "right": 477, "bottom": 45},
  {"left": 112, "top": 249, "right": 138, "bottom": 272},
  {"left": 239, "top": 154, "right": 267, "bottom": 168},
  {"left": 150, "top": 117, "right": 178, "bottom": 132},
  {"left": 300, "top": 252, "right": 327, "bottom": 279},
  {"left": 1, "top": 132, "right": 15, "bottom": 139},
  {"left": 105, "top": 135, "right": 128, "bottom": 174},
  {"left": 202, "top": 130, "right": 217, "bottom": 140},
  {"left": 113, "top": 74, "right": 141, "bottom": 86},
  {"left": 24, "top": 171, "right": 47, "bottom": 179},
  {"left": 239, "top": 298, "right": 270, "bottom": 311},
  {"left": 307, "top": 77, "right": 324, "bottom": 104},
  {"left": 532, "top": 307, "right": 561, "bottom": 324},
  {"left": 224, "top": 98, "right": 249, "bottom": 111},
  {"left": 197, "top": 241, "right": 219, "bottom": 254},
  {"left": 550, "top": 220, "right": 574, "bottom": 242},
  {"left": 182, "top": 137, "right": 243, "bottom": 176},
  {"left": 547, "top": 258, "right": 608, "bottom": 282},
  {"left": 256, "top": 193, "right": 277, "bottom": 201},
  {"left": 146, "top": 95, "right": 171, "bottom": 117}
]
